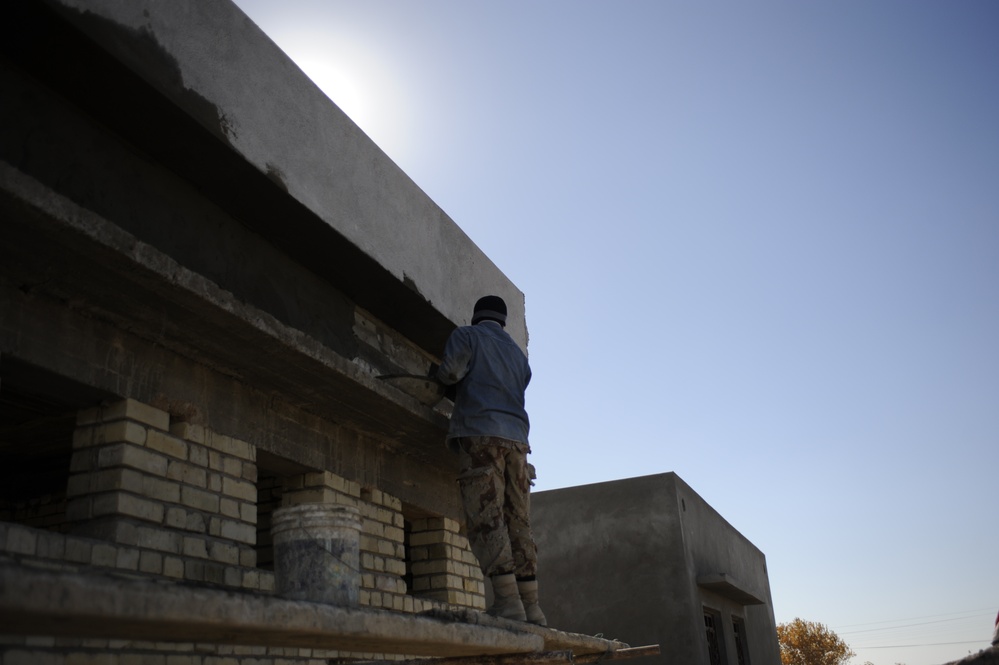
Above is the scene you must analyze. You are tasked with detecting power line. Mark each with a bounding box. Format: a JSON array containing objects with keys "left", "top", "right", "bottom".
[
  {"left": 834, "top": 607, "right": 996, "bottom": 632},
  {"left": 862, "top": 640, "right": 986, "bottom": 649},
  {"left": 839, "top": 614, "right": 992, "bottom": 636}
]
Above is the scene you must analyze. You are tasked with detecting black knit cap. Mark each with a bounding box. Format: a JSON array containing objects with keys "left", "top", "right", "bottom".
[{"left": 472, "top": 295, "right": 507, "bottom": 326}]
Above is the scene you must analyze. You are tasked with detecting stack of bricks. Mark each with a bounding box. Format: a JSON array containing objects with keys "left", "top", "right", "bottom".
[
  {"left": 358, "top": 487, "right": 410, "bottom": 611},
  {"left": 65, "top": 399, "right": 262, "bottom": 589},
  {"left": 5, "top": 397, "right": 488, "bottom": 614},
  {"left": 278, "top": 472, "right": 485, "bottom": 612},
  {"left": 279, "top": 471, "right": 418, "bottom": 611},
  {"left": 409, "top": 517, "right": 486, "bottom": 610}
]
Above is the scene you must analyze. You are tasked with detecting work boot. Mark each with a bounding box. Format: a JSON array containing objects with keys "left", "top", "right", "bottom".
[
  {"left": 488, "top": 573, "right": 527, "bottom": 621},
  {"left": 517, "top": 578, "right": 547, "bottom": 626}
]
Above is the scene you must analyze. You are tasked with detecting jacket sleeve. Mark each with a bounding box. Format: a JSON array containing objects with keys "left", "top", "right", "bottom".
[{"left": 437, "top": 328, "right": 473, "bottom": 386}]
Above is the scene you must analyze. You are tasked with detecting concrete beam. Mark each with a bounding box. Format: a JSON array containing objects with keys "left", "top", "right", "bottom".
[
  {"left": 1, "top": 0, "right": 528, "bottom": 351},
  {"left": 0, "top": 561, "right": 543, "bottom": 656}
]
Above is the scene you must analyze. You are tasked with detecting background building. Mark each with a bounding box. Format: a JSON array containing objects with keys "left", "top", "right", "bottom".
[{"left": 533, "top": 473, "right": 781, "bottom": 665}]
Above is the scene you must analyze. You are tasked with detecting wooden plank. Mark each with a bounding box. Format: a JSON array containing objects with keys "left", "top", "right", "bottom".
[
  {"left": 355, "top": 644, "right": 662, "bottom": 665},
  {"left": 575, "top": 645, "right": 662, "bottom": 663}
]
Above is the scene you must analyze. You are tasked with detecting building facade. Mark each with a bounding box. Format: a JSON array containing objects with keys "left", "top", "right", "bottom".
[{"left": 0, "top": 1, "right": 600, "bottom": 663}]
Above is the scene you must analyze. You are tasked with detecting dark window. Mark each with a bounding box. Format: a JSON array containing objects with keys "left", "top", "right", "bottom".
[
  {"left": 733, "top": 617, "right": 750, "bottom": 665},
  {"left": 704, "top": 609, "right": 723, "bottom": 665}
]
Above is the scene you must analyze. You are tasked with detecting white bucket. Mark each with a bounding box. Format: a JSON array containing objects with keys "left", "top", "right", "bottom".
[{"left": 271, "top": 503, "right": 360, "bottom": 606}]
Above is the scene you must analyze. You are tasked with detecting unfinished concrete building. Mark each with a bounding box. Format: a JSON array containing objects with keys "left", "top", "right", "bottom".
[
  {"left": 533, "top": 475, "right": 782, "bottom": 665},
  {"left": 0, "top": 3, "right": 784, "bottom": 665},
  {"left": 0, "top": 1, "right": 634, "bottom": 663}
]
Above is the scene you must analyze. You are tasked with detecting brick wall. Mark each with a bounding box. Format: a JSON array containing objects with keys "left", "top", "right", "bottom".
[
  {"left": 0, "top": 397, "right": 487, "bottom": 664},
  {"left": 0, "top": 493, "right": 69, "bottom": 534},
  {"left": 410, "top": 517, "right": 486, "bottom": 610},
  {"left": 66, "top": 400, "right": 260, "bottom": 587}
]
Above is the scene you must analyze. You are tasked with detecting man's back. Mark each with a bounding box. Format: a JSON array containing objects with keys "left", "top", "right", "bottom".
[{"left": 438, "top": 321, "right": 531, "bottom": 444}]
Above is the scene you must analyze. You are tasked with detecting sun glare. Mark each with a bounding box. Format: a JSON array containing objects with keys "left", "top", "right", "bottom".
[
  {"left": 295, "top": 57, "right": 367, "bottom": 127},
  {"left": 283, "top": 44, "right": 416, "bottom": 167}
]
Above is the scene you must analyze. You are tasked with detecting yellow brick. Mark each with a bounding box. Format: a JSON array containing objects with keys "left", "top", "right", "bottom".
[
  {"left": 411, "top": 560, "right": 449, "bottom": 576},
  {"left": 206, "top": 432, "right": 254, "bottom": 461},
  {"left": 116, "top": 547, "right": 140, "bottom": 570},
  {"left": 303, "top": 471, "right": 343, "bottom": 491},
  {"left": 180, "top": 486, "right": 219, "bottom": 513},
  {"left": 4, "top": 649, "right": 64, "bottom": 665},
  {"left": 283, "top": 488, "right": 337, "bottom": 505},
  {"left": 219, "top": 498, "right": 240, "bottom": 519},
  {"left": 170, "top": 421, "right": 206, "bottom": 444},
  {"left": 139, "top": 550, "right": 163, "bottom": 574},
  {"left": 92, "top": 492, "right": 164, "bottom": 523},
  {"left": 385, "top": 558, "right": 407, "bottom": 577},
  {"left": 222, "top": 476, "right": 256, "bottom": 502},
  {"left": 241, "top": 569, "right": 260, "bottom": 590},
  {"left": 98, "top": 444, "right": 167, "bottom": 477},
  {"left": 166, "top": 460, "right": 207, "bottom": 488},
  {"left": 145, "top": 430, "right": 188, "bottom": 461},
  {"left": 142, "top": 475, "right": 181, "bottom": 503},
  {"left": 219, "top": 519, "right": 255, "bottom": 545},
  {"left": 164, "top": 556, "right": 185, "bottom": 579},
  {"left": 119, "top": 398, "right": 170, "bottom": 430},
  {"left": 92, "top": 543, "right": 117, "bottom": 567},
  {"left": 409, "top": 531, "right": 454, "bottom": 547},
  {"left": 183, "top": 536, "right": 208, "bottom": 558},
  {"left": 74, "top": 420, "right": 148, "bottom": 449},
  {"left": 5, "top": 525, "right": 37, "bottom": 556},
  {"left": 239, "top": 502, "right": 256, "bottom": 524},
  {"left": 359, "top": 535, "right": 379, "bottom": 553}
]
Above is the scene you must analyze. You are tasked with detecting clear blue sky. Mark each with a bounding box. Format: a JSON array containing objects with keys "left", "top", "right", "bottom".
[{"left": 231, "top": 2, "right": 999, "bottom": 664}]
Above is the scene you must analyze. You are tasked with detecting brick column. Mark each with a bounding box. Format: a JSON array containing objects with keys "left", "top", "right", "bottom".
[
  {"left": 409, "top": 517, "right": 485, "bottom": 609},
  {"left": 66, "top": 398, "right": 258, "bottom": 586},
  {"left": 359, "top": 487, "right": 408, "bottom": 610}
]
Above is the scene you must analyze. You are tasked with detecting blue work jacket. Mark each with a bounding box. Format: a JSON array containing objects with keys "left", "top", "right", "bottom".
[{"left": 436, "top": 321, "right": 531, "bottom": 445}]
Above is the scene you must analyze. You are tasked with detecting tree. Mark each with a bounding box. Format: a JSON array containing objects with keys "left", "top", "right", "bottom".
[{"left": 777, "top": 618, "right": 856, "bottom": 665}]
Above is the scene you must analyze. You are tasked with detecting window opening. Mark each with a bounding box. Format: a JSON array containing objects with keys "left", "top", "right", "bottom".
[
  {"left": 704, "top": 608, "right": 724, "bottom": 665},
  {"left": 733, "top": 616, "right": 750, "bottom": 665}
]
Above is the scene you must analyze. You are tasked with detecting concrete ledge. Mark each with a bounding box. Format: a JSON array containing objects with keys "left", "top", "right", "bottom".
[
  {"left": 696, "top": 573, "right": 765, "bottom": 606},
  {"left": 0, "top": 161, "right": 449, "bottom": 454},
  {"left": 417, "top": 607, "right": 630, "bottom": 656},
  {"left": 0, "top": 560, "right": 542, "bottom": 656}
]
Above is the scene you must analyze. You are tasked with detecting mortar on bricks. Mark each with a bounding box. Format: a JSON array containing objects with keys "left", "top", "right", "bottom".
[{"left": 271, "top": 503, "right": 361, "bottom": 605}]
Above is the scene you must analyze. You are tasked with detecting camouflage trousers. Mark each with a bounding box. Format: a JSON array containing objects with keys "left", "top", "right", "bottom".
[{"left": 455, "top": 437, "right": 538, "bottom": 579}]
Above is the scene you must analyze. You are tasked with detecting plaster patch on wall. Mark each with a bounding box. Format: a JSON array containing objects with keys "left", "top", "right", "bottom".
[
  {"left": 402, "top": 273, "right": 428, "bottom": 300},
  {"left": 265, "top": 163, "right": 288, "bottom": 193},
  {"left": 60, "top": 5, "right": 239, "bottom": 151}
]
